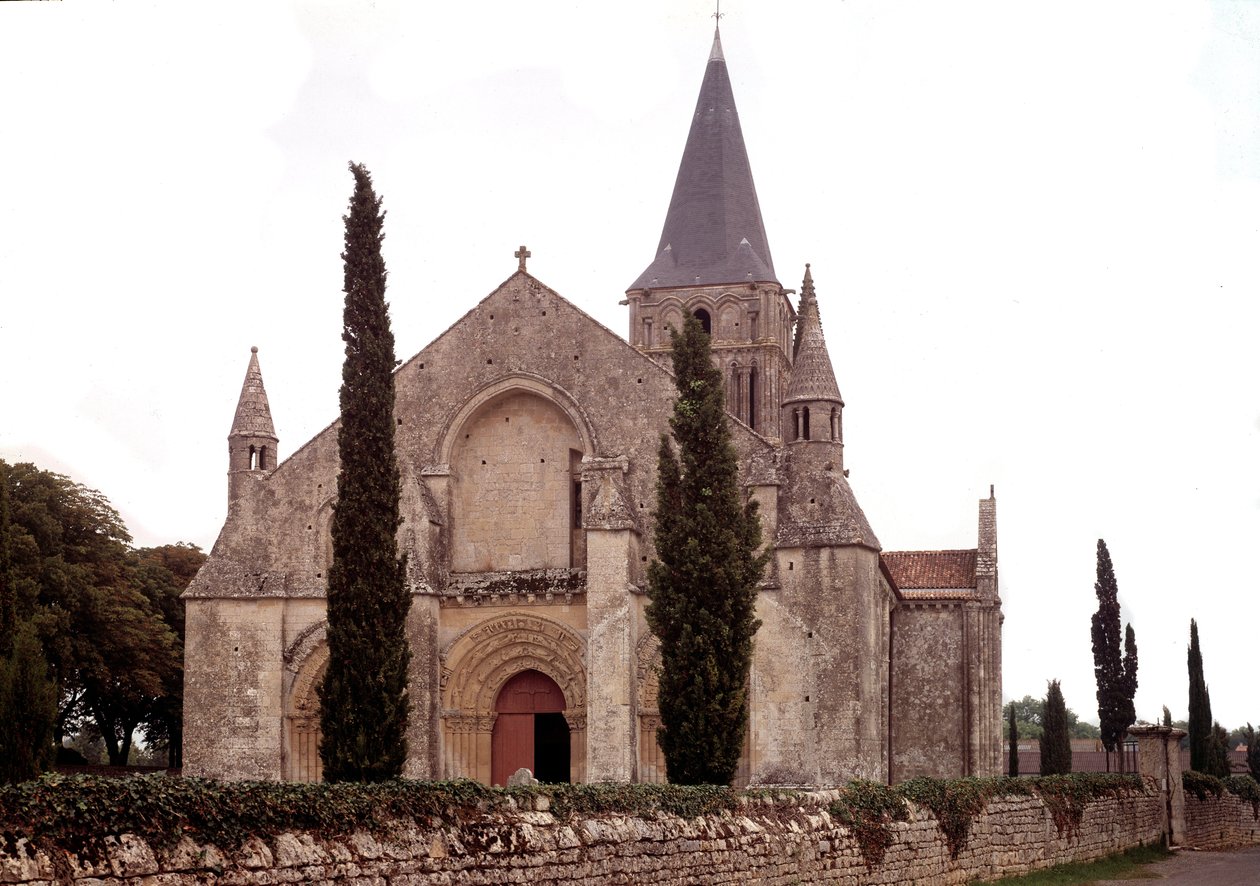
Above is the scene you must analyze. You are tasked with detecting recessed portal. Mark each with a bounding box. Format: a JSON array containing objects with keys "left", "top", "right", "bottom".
[{"left": 491, "top": 669, "right": 571, "bottom": 786}]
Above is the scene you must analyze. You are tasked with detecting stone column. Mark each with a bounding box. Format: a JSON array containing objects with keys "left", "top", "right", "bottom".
[
  {"left": 581, "top": 456, "right": 638, "bottom": 782},
  {"left": 1131, "top": 725, "right": 1187, "bottom": 846}
]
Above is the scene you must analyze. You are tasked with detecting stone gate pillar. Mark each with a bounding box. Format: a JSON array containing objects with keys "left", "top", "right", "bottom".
[
  {"left": 1130, "top": 724, "right": 1187, "bottom": 846},
  {"left": 581, "top": 456, "right": 639, "bottom": 782}
]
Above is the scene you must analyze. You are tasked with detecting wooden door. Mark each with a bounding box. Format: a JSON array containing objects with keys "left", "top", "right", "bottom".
[{"left": 491, "top": 670, "right": 566, "bottom": 786}]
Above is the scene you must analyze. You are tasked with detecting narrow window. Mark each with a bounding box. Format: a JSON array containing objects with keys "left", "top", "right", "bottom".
[
  {"left": 259, "top": 446, "right": 268, "bottom": 470},
  {"left": 693, "top": 308, "right": 712, "bottom": 335},
  {"left": 748, "top": 367, "right": 758, "bottom": 430},
  {"left": 249, "top": 445, "right": 258, "bottom": 470},
  {"left": 802, "top": 407, "right": 811, "bottom": 441},
  {"left": 748, "top": 312, "right": 759, "bottom": 341}
]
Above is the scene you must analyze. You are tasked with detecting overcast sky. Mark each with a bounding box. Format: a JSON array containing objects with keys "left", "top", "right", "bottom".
[{"left": 2, "top": 1, "right": 1257, "bottom": 732}]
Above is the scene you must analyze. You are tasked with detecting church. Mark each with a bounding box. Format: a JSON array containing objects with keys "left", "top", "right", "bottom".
[{"left": 183, "top": 28, "right": 1003, "bottom": 787}]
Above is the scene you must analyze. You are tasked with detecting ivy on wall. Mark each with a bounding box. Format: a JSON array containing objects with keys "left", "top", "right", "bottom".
[
  {"left": 829, "top": 774, "right": 1145, "bottom": 866},
  {"left": 0, "top": 772, "right": 1163, "bottom": 872}
]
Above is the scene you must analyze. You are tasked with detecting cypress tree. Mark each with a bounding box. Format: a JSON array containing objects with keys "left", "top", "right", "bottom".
[
  {"left": 1187, "top": 619, "right": 1213, "bottom": 773},
  {"left": 1244, "top": 723, "right": 1260, "bottom": 782},
  {"left": 0, "top": 462, "right": 14, "bottom": 657},
  {"left": 1091, "top": 539, "right": 1137, "bottom": 763},
  {"left": 1008, "top": 703, "right": 1019, "bottom": 777},
  {"left": 1041, "top": 680, "right": 1072, "bottom": 776},
  {"left": 1208, "top": 722, "right": 1232, "bottom": 778},
  {"left": 1162, "top": 706, "right": 1172, "bottom": 728},
  {"left": 646, "top": 314, "right": 769, "bottom": 785},
  {"left": 1119, "top": 623, "right": 1138, "bottom": 741},
  {"left": 0, "top": 624, "right": 56, "bottom": 784},
  {"left": 319, "top": 163, "right": 411, "bottom": 782}
]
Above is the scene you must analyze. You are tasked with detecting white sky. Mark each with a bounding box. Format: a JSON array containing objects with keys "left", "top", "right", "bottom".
[{"left": 1, "top": 1, "right": 1257, "bottom": 732}]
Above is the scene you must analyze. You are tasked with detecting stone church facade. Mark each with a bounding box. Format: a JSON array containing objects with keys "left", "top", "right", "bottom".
[{"left": 183, "top": 29, "right": 1003, "bottom": 786}]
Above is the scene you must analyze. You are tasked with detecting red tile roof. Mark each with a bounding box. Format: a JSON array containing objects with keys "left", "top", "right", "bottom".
[{"left": 882, "top": 550, "right": 978, "bottom": 590}]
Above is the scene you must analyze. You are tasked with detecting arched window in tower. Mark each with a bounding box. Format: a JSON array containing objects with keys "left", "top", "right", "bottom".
[
  {"left": 830, "top": 407, "right": 839, "bottom": 442},
  {"left": 693, "top": 308, "right": 711, "bottom": 335},
  {"left": 802, "top": 407, "right": 811, "bottom": 441},
  {"left": 249, "top": 445, "right": 259, "bottom": 470},
  {"left": 259, "top": 446, "right": 269, "bottom": 470}
]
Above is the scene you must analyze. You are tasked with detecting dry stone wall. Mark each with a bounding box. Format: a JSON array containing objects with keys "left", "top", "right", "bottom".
[
  {"left": 1, "top": 790, "right": 1166, "bottom": 885},
  {"left": 1185, "top": 792, "right": 1260, "bottom": 849}
]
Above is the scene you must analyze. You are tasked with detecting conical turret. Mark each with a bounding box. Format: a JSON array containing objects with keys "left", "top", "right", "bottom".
[
  {"left": 227, "top": 346, "right": 278, "bottom": 505},
  {"left": 782, "top": 265, "right": 844, "bottom": 453},
  {"left": 630, "top": 26, "right": 777, "bottom": 290}
]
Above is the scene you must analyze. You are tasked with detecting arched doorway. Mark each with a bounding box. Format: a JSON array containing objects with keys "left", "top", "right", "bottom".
[{"left": 491, "top": 669, "right": 571, "bottom": 786}]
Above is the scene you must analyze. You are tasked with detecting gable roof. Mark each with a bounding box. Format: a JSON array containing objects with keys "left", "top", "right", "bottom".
[
  {"left": 882, "top": 550, "right": 978, "bottom": 592},
  {"left": 629, "top": 28, "right": 777, "bottom": 290}
]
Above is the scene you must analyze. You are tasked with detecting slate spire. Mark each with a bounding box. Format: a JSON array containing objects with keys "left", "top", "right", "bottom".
[{"left": 630, "top": 26, "right": 777, "bottom": 290}]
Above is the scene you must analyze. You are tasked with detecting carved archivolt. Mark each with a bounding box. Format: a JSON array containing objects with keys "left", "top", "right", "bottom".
[
  {"left": 284, "top": 621, "right": 328, "bottom": 718},
  {"left": 441, "top": 612, "right": 587, "bottom": 723},
  {"left": 636, "top": 632, "right": 661, "bottom": 715}
]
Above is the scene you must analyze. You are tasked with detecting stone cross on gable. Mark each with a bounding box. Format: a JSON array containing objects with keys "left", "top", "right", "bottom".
[{"left": 515, "top": 245, "right": 531, "bottom": 272}]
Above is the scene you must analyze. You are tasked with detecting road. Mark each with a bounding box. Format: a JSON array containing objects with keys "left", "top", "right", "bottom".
[{"left": 1095, "top": 844, "right": 1260, "bottom": 885}]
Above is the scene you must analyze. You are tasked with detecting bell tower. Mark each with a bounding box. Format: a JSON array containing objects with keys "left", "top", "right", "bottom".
[
  {"left": 625, "top": 27, "right": 795, "bottom": 440},
  {"left": 227, "top": 346, "right": 278, "bottom": 506}
]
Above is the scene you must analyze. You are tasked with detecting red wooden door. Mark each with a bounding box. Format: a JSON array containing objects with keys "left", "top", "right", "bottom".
[{"left": 491, "top": 670, "right": 566, "bottom": 786}]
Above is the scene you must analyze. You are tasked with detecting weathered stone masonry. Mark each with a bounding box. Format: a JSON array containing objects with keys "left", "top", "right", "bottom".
[
  {"left": 182, "top": 27, "right": 1005, "bottom": 787},
  {"left": 0, "top": 791, "right": 1168, "bottom": 886}
]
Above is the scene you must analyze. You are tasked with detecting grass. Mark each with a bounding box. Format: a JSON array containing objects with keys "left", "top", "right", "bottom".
[{"left": 970, "top": 842, "right": 1170, "bottom": 885}]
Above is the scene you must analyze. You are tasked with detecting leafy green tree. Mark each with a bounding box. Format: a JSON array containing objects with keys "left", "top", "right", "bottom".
[
  {"left": 133, "top": 543, "right": 205, "bottom": 768},
  {"left": 1040, "top": 680, "right": 1072, "bottom": 776},
  {"left": 646, "top": 314, "right": 769, "bottom": 785},
  {"left": 1187, "top": 619, "right": 1214, "bottom": 773},
  {"left": 0, "top": 624, "right": 56, "bottom": 783},
  {"left": 319, "top": 163, "right": 411, "bottom": 782},
  {"left": 1008, "top": 703, "right": 1019, "bottom": 776},
  {"left": 1091, "top": 540, "right": 1138, "bottom": 767},
  {"left": 1006, "top": 694, "right": 1100, "bottom": 742},
  {"left": 1162, "top": 705, "right": 1172, "bottom": 728},
  {"left": 0, "top": 461, "right": 178, "bottom": 765}
]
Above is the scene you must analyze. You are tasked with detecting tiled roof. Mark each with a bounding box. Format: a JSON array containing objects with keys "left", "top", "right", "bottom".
[
  {"left": 882, "top": 550, "right": 977, "bottom": 591},
  {"left": 629, "top": 28, "right": 777, "bottom": 290}
]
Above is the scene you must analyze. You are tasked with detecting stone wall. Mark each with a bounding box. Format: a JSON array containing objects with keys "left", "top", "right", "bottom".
[
  {"left": 1185, "top": 792, "right": 1260, "bottom": 849},
  {"left": 1, "top": 790, "right": 1166, "bottom": 885}
]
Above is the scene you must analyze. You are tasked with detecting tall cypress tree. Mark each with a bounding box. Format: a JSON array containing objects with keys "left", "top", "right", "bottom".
[
  {"left": 646, "top": 314, "right": 769, "bottom": 785},
  {"left": 1187, "top": 619, "right": 1212, "bottom": 773},
  {"left": 1244, "top": 723, "right": 1260, "bottom": 783},
  {"left": 1091, "top": 539, "right": 1138, "bottom": 765},
  {"left": 0, "top": 462, "right": 14, "bottom": 657},
  {"left": 1008, "top": 703, "right": 1019, "bottom": 777},
  {"left": 319, "top": 163, "right": 411, "bottom": 782},
  {"left": 1041, "top": 680, "right": 1072, "bottom": 776}
]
